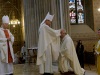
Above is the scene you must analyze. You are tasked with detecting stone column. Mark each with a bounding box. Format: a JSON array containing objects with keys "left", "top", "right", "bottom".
[{"left": 62, "top": 0, "right": 71, "bottom": 35}]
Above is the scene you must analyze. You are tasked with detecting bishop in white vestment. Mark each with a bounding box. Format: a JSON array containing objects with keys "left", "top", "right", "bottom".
[
  {"left": 59, "top": 29, "right": 85, "bottom": 75},
  {"left": 0, "top": 15, "right": 14, "bottom": 75},
  {"left": 37, "top": 12, "right": 61, "bottom": 75}
]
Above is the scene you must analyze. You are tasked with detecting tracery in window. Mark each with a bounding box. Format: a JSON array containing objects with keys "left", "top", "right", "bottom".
[{"left": 69, "top": 0, "right": 84, "bottom": 24}]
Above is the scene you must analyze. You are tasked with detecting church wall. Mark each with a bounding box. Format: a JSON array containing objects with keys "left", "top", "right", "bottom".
[
  {"left": 85, "top": 0, "right": 94, "bottom": 30},
  {"left": 22, "top": 0, "right": 99, "bottom": 52},
  {"left": 71, "top": 25, "right": 98, "bottom": 52},
  {"left": 22, "top": 0, "right": 71, "bottom": 48},
  {"left": 93, "top": 0, "right": 100, "bottom": 31},
  {"left": 23, "top": 0, "right": 43, "bottom": 48},
  {"left": 71, "top": 0, "right": 100, "bottom": 52}
]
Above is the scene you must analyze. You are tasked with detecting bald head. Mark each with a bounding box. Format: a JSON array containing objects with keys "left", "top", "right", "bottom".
[
  {"left": 61, "top": 29, "right": 66, "bottom": 33},
  {"left": 60, "top": 29, "right": 67, "bottom": 39}
]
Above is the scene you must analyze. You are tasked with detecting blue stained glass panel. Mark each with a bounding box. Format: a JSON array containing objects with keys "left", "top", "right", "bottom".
[
  {"left": 69, "top": 0, "right": 84, "bottom": 24},
  {"left": 69, "top": 0, "right": 76, "bottom": 23},
  {"left": 77, "top": 0, "right": 84, "bottom": 23}
]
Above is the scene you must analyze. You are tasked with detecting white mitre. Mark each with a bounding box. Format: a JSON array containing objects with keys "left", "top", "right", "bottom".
[
  {"left": 40, "top": 12, "right": 54, "bottom": 25},
  {"left": 45, "top": 12, "right": 54, "bottom": 21},
  {"left": 2, "top": 15, "right": 9, "bottom": 24}
]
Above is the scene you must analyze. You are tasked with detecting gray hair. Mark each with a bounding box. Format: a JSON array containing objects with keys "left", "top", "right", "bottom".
[{"left": 61, "top": 29, "right": 67, "bottom": 34}]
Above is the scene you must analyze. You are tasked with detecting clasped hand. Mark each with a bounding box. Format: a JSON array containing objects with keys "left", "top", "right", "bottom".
[{"left": 7, "top": 37, "right": 11, "bottom": 41}]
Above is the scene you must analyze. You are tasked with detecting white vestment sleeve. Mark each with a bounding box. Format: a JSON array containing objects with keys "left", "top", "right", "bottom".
[
  {"left": 0, "top": 44, "right": 6, "bottom": 62},
  {"left": 44, "top": 25, "right": 60, "bottom": 61},
  {"left": 0, "top": 38, "right": 7, "bottom": 42},
  {"left": 37, "top": 24, "right": 60, "bottom": 65},
  {"left": 0, "top": 29, "right": 7, "bottom": 42},
  {"left": 44, "top": 25, "right": 61, "bottom": 37}
]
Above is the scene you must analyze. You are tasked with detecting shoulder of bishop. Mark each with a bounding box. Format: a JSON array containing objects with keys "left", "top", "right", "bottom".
[{"left": 0, "top": 27, "right": 3, "bottom": 31}]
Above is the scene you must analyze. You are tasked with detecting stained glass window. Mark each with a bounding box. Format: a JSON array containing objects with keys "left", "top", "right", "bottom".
[{"left": 69, "top": 0, "right": 84, "bottom": 24}]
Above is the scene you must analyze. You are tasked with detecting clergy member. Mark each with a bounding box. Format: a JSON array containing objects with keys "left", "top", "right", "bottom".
[
  {"left": 37, "top": 12, "right": 61, "bottom": 75},
  {"left": 0, "top": 15, "right": 14, "bottom": 75},
  {"left": 59, "top": 29, "right": 85, "bottom": 75},
  {"left": 95, "top": 29, "right": 100, "bottom": 75}
]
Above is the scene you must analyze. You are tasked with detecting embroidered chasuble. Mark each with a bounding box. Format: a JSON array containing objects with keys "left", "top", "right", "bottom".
[{"left": 3, "top": 29, "right": 13, "bottom": 63}]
